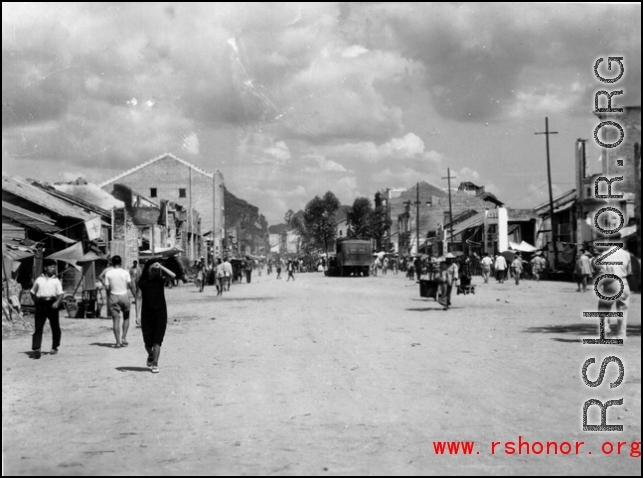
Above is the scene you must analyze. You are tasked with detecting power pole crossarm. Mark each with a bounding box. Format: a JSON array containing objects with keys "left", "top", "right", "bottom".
[{"left": 535, "top": 117, "right": 559, "bottom": 269}]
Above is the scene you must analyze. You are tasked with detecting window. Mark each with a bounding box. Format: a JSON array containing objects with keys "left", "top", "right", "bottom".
[
  {"left": 339, "top": 230, "right": 343, "bottom": 237},
  {"left": 179, "top": 188, "right": 186, "bottom": 198},
  {"left": 150, "top": 188, "right": 157, "bottom": 198}
]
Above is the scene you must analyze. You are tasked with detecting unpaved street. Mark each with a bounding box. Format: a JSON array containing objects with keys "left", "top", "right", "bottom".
[{"left": 3, "top": 272, "right": 641, "bottom": 475}]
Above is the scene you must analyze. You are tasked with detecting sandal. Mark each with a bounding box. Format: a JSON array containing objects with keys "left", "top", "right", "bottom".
[{"left": 121, "top": 341, "right": 129, "bottom": 347}]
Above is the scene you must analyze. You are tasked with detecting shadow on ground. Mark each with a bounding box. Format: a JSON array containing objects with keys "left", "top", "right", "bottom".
[
  {"left": 115, "top": 367, "right": 151, "bottom": 373},
  {"left": 525, "top": 323, "right": 641, "bottom": 337},
  {"left": 90, "top": 342, "right": 120, "bottom": 348}
]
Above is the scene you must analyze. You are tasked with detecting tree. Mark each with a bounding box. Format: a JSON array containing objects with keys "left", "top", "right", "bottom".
[
  {"left": 346, "top": 197, "right": 373, "bottom": 239},
  {"left": 369, "top": 192, "right": 392, "bottom": 251},
  {"left": 301, "top": 191, "right": 340, "bottom": 257}
]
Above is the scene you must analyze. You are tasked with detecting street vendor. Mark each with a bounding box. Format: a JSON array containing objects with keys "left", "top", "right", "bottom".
[{"left": 437, "top": 253, "right": 459, "bottom": 311}]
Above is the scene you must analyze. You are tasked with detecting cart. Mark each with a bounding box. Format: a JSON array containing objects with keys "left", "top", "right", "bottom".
[
  {"left": 456, "top": 276, "right": 475, "bottom": 295},
  {"left": 419, "top": 279, "right": 440, "bottom": 300}
]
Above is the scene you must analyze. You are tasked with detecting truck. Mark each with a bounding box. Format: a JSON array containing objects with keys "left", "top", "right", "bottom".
[{"left": 327, "top": 239, "right": 372, "bottom": 277}]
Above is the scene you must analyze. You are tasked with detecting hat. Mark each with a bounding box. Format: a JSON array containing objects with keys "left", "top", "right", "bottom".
[
  {"left": 43, "top": 258, "right": 57, "bottom": 267},
  {"left": 445, "top": 253, "right": 456, "bottom": 259}
]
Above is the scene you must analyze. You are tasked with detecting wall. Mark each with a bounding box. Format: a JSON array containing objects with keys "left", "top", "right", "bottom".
[
  {"left": 104, "top": 155, "right": 215, "bottom": 233},
  {"left": 112, "top": 208, "right": 140, "bottom": 269}
]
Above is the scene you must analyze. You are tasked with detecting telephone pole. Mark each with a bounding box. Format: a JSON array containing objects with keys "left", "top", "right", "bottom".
[
  {"left": 441, "top": 169, "right": 457, "bottom": 249},
  {"left": 535, "top": 117, "right": 559, "bottom": 269},
  {"left": 416, "top": 182, "right": 420, "bottom": 255}
]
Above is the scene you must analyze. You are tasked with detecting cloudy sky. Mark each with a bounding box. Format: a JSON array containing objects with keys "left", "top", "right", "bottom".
[{"left": 2, "top": 3, "right": 640, "bottom": 224}]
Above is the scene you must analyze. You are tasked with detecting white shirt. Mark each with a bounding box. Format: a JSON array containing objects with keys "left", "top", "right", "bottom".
[
  {"left": 595, "top": 249, "right": 632, "bottom": 279},
  {"left": 494, "top": 256, "right": 507, "bottom": 270},
  {"left": 223, "top": 261, "right": 233, "bottom": 276},
  {"left": 104, "top": 268, "right": 132, "bottom": 296},
  {"left": 481, "top": 257, "right": 493, "bottom": 267},
  {"left": 30, "top": 274, "right": 63, "bottom": 298}
]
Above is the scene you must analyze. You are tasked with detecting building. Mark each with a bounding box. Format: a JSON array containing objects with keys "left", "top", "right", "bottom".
[
  {"left": 576, "top": 106, "right": 641, "bottom": 257},
  {"left": 100, "top": 153, "right": 225, "bottom": 256},
  {"left": 534, "top": 189, "right": 578, "bottom": 271},
  {"left": 397, "top": 181, "right": 503, "bottom": 255}
]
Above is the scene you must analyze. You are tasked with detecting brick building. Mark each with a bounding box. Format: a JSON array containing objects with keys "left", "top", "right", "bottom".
[
  {"left": 397, "top": 181, "right": 503, "bottom": 255},
  {"left": 99, "top": 153, "right": 225, "bottom": 256}
]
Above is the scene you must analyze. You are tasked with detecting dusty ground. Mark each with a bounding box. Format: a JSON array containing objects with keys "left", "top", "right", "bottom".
[{"left": 2, "top": 271, "right": 641, "bottom": 475}]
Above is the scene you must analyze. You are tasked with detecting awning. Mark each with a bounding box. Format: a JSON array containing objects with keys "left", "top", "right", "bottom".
[
  {"left": 446, "top": 212, "right": 485, "bottom": 240},
  {"left": 618, "top": 225, "right": 637, "bottom": 239},
  {"left": 509, "top": 240, "right": 538, "bottom": 252},
  {"left": 139, "top": 246, "right": 184, "bottom": 258},
  {"left": 46, "top": 241, "right": 84, "bottom": 267},
  {"left": 50, "top": 233, "right": 77, "bottom": 244}
]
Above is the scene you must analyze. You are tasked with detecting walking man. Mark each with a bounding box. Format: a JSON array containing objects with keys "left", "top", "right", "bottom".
[
  {"left": 594, "top": 245, "right": 633, "bottom": 339},
  {"left": 244, "top": 256, "right": 253, "bottom": 284},
  {"left": 530, "top": 252, "right": 545, "bottom": 281},
  {"left": 480, "top": 252, "right": 493, "bottom": 283},
  {"left": 129, "top": 259, "right": 141, "bottom": 326},
  {"left": 438, "top": 253, "right": 459, "bottom": 311},
  {"left": 195, "top": 257, "right": 206, "bottom": 292},
  {"left": 104, "top": 255, "right": 136, "bottom": 348},
  {"left": 138, "top": 259, "right": 176, "bottom": 373},
  {"left": 511, "top": 253, "right": 523, "bottom": 285},
  {"left": 494, "top": 254, "right": 507, "bottom": 283},
  {"left": 30, "top": 259, "right": 64, "bottom": 359},
  {"left": 223, "top": 257, "right": 233, "bottom": 291},
  {"left": 287, "top": 260, "right": 296, "bottom": 281}
]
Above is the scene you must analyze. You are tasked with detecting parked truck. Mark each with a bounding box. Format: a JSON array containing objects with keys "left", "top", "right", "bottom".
[{"left": 327, "top": 239, "right": 372, "bottom": 277}]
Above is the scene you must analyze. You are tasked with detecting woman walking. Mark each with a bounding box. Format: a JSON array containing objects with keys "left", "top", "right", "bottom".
[{"left": 138, "top": 259, "right": 175, "bottom": 373}]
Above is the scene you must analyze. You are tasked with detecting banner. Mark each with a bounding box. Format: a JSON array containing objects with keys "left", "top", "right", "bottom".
[{"left": 85, "top": 217, "right": 102, "bottom": 241}]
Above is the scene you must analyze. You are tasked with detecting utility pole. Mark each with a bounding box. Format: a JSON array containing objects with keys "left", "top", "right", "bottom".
[
  {"left": 416, "top": 182, "right": 420, "bottom": 255},
  {"left": 535, "top": 117, "right": 559, "bottom": 269},
  {"left": 441, "top": 169, "right": 457, "bottom": 249}
]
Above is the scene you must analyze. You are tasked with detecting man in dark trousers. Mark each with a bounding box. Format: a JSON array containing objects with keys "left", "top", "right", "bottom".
[
  {"left": 30, "top": 259, "right": 64, "bottom": 359},
  {"left": 244, "top": 256, "right": 253, "bottom": 283},
  {"left": 287, "top": 260, "right": 296, "bottom": 282}
]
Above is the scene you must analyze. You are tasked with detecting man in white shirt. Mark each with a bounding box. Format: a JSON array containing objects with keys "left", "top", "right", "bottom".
[
  {"left": 30, "top": 259, "right": 64, "bottom": 359},
  {"left": 594, "top": 245, "right": 633, "bottom": 339},
  {"left": 494, "top": 254, "right": 507, "bottom": 283},
  {"left": 104, "top": 255, "right": 136, "bottom": 347},
  {"left": 223, "top": 257, "right": 233, "bottom": 291},
  {"left": 480, "top": 253, "right": 493, "bottom": 283}
]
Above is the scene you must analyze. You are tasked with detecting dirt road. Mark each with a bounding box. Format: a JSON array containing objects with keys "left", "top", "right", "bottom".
[{"left": 3, "top": 272, "right": 641, "bottom": 475}]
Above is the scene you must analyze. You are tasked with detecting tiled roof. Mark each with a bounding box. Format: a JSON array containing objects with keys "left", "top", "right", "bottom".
[
  {"left": 2, "top": 174, "right": 95, "bottom": 221},
  {"left": 99, "top": 153, "right": 215, "bottom": 187}
]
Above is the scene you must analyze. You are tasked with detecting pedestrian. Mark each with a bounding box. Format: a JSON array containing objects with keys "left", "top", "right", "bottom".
[
  {"left": 276, "top": 260, "right": 282, "bottom": 279},
  {"left": 129, "top": 260, "right": 142, "bottom": 326},
  {"left": 104, "top": 255, "right": 137, "bottom": 348},
  {"left": 459, "top": 254, "right": 472, "bottom": 288},
  {"left": 494, "top": 254, "right": 507, "bottom": 283},
  {"left": 195, "top": 257, "right": 206, "bottom": 292},
  {"left": 382, "top": 256, "right": 389, "bottom": 275},
  {"left": 223, "top": 257, "right": 233, "bottom": 291},
  {"left": 414, "top": 255, "right": 422, "bottom": 281},
  {"left": 392, "top": 257, "right": 398, "bottom": 275},
  {"left": 574, "top": 249, "right": 593, "bottom": 292},
  {"left": 29, "top": 259, "right": 64, "bottom": 359},
  {"left": 511, "top": 253, "right": 523, "bottom": 285},
  {"left": 593, "top": 244, "right": 633, "bottom": 339},
  {"left": 530, "top": 252, "right": 545, "bottom": 281},
  {"left": 480, "top": 252, "right": 493, "bottom": 283},
  {"left": 244, "top": 256, "right": 253, "bottom": 283},
  {"left": 437, "top": 253, "right": 459, "bottom": 310},
  {"left": 287, "top": 260, "right": 296, "bottom": 281},
  {"left": 215, "top": 258, "right": 226, "bottom": 296},
  {"left": 138, "top": 259, "right": 176, "bottom": 373}
]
